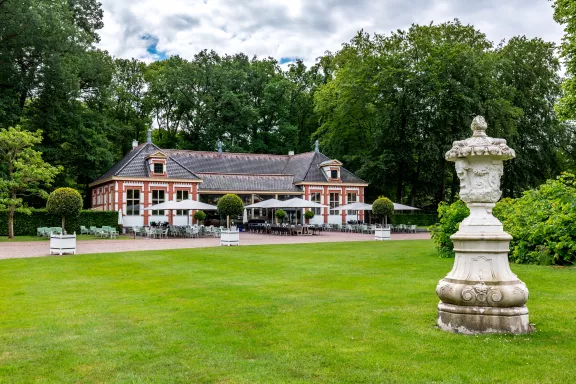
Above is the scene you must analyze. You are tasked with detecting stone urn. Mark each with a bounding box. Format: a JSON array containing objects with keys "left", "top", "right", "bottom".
[{"left": 436, "top": 116, "right": 531, "bottom": 334}]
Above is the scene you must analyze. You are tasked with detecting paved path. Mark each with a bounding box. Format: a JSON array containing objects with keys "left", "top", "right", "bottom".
[{"left": 0, "top": 232, "right": 430, "bottom": 260}]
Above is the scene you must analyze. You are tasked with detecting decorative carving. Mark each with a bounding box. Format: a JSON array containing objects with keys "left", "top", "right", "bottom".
[{"left": 461, "top": 282, "right": 503, "bottom": 305}]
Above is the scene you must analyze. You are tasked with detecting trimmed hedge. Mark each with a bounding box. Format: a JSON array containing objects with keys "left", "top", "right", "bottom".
[
  {"left": 0, "top": 209, "right": 119, "bottom": 236},
  {"left": 391, "top": 213, "right": 438, "bottom": 226}
]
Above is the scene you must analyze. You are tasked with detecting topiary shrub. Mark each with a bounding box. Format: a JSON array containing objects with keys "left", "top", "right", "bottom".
[
  {"left": 46, "top": 188, "right": 83, "bottom": 234},
  {"left": 372, "top": 197, "right": 394, "bottom": 225},
  {"left": 429, "top": 200, "right": 470, "bottom": 258},
  {"left": 304, "top": 210, "right": 315, "bottom": 220},
  {"left": 275, "top": 209, "right": 287, "bottom": 223},
  {"left": 193, "top": 210, "right": 206, "bottom": 224},
  {"left": 217, "top": 194, "right": 244, "bottom": 228}
]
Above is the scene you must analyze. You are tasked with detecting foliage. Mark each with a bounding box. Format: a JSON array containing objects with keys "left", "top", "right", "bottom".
[
  {"left": 46, "top": 188, "right": 83, "bottom": 232},
  {"left": 275, "top": 209, "right": 287, "bottom": 223},
  {"left": 193, "top": 210, "right": 206, "bottom": 223},
  {"left": 0, "top": 209, "right": 118, "bottom": 236},
  {"left": 304, "top": 210, "right": 315, "bottom": 220},
  {"left": 1, "top": 242, "right": 576, "bottom": 382},
  {"left": 314, "top": 21, "right": 565, "bottom": 206},
  {"left": 390, "top": 214, "right": 438, "bottom": 227},
  {"left": 429, "top": 200, "right": 470, "bottom": 258},
  {"left": 0, "top": 126, "right": 61, "bottom": 238},
  {"left": 493, "top": 173, "right": 576, "bottom": 265},
  {"left": 217, "top": 194, "right": 244, "bottom": 227},
  {"left": 371, "top": 197, "right": 394, "bottom": 224}
]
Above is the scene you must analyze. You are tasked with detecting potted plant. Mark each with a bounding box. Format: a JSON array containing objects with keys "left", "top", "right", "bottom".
[
  {"left": 304, "top": 210, "right": 315, "bottom": 224},
  {"left": 46, "top": 187, "right": 83, "bottom": 254},
  {"left": 217, "top": 194, "right": 243, "bottom": 246},
  {"left": 372, "top": 196, "right": 394, "bottom": 240},
  {"left": 193, "top": 210, "right": 206, "bottom": 225},
  {"left": 275, "top": 209, "right": 287, "bottom": 224}
]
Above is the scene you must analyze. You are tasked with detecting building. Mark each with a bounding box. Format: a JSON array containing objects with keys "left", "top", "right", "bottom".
[{"left": 89, "top": 134, "right": 368, "bottom": 226}]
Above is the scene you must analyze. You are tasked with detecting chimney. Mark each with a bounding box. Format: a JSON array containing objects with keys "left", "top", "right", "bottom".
[
  {"left": 288, "top": 150, "right": 295, "bottom": 156},
  {"left": 314, "top": 140, "right": 319, "bottom": 153},
  {"left": 147, "top": 129, "right": 152, "bottom": 143},
  {"left": 132, "top": 139, "right": 138, "bottom": 149},
  {"left": 217, "top": 140, "right": 222, "bottom": 158}
]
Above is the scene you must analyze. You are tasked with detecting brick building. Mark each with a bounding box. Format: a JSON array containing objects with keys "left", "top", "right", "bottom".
[{"left": 89, "top": 135, "right": 368, "bottom": 226}]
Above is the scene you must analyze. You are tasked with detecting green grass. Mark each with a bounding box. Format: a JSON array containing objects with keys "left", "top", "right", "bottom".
[
  {"left": 0, "top": 241, "right": 574, "bottom": 383},
  {"left": 0, "top": 234, "right": 134, "bottom": 242}
]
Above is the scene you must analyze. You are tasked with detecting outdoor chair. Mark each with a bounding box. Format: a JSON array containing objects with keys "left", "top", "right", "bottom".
[
  {"left": 80, "top": 226, "right": 90, "bottom": 235},
  {"left": 109, "top": 229, "right": 119, "bottom": 239},
  {"left": 295, "top": 224, "right": 303, "bottom": 235}
]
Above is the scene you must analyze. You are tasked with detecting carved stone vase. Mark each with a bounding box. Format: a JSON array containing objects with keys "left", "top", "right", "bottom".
[{"left": 436, "top": 116, "right": 531, "bottom": 334}]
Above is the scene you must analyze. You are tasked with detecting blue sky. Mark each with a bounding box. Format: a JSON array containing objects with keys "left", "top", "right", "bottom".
[{"left": 97, "top": 0, "right": 564, "bottom": 65}]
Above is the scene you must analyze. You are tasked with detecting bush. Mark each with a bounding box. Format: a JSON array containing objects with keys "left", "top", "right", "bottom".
[
  {"left": 46, "top": 188, "right": 83, "bottom": 232},
  {"left": 275, "top": 209, "right": 287, "bottom": 223},
  {"left": 217, "top": 194, "right": 244, "bottom": 227},
  {"left": 0, "top": 209, "right": 119, "bottom": 236},
  {"left": 372, "top": 197, "right": 394, "bottom": 225},
  {"left": 494, "top": 173, "right": 576, "bottom": 265},
  {"left": 429, "top": 200, "right": 470, "bottom": 258},
  {"left": 391, "top": 214, "right": 438, "bottom": 226},
  {"left": 304, "top": 210, "right": 315, "bottom": 220},
  {"left": 194, "top": 210, "right": 206, "bottom": 223}
]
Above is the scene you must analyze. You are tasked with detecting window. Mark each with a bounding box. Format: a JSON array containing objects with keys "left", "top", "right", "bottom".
[
  {"left": 329, "top": 192, "right": 339, "bottom": 215},
  {"left": 152, "top": 190, "right": 165, "bottom": 215},
  {"left": 311, "top": 192, "right": 322, "bottom": 215},
  {"left": 330, "top": 169, "right": 338, "bottom": 179},
  {"left": 153, "top": 163, "right": 164, "bottom": 174},
  {"left": 347, "top": 192, "right": 357, "bottom": 215},
  {"left": 176, "top": 190, "right": 189, "bottom": 215},
  {"left": 126, "top": 189, "right": 140, "bottom": 216}
]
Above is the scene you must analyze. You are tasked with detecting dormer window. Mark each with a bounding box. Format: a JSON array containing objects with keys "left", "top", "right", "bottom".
[
  {"left": 146, "top": 151, "right": 168, "bottom": 177},
  {"left": 319, "top": 159, "right": 343, "bottom": 182},
  {"left": 331, "top": 170, "right": 338, "bottom": 179}
]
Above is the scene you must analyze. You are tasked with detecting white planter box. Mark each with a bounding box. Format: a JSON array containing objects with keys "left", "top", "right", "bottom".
[
  {"left": 374, "top": 227, "right": 391, "bottom": 241},
  {"left": 220, "top": 230, "right": 240, "bottom": 246},
  {"left": 50, "top": 233, "right": 77, "bottom": 255}
]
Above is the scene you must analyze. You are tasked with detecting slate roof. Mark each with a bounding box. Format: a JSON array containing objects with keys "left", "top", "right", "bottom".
[
  {"left": 91, "top": 143, "right": 367, "bottom": 191},
  {"left": 198, "top": 174, "right": 302, "bottom": 192}
]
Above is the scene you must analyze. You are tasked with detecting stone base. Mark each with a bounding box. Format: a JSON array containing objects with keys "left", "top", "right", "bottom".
[{"left": 437, "top": 303, "right": 532, "bottom": 335}]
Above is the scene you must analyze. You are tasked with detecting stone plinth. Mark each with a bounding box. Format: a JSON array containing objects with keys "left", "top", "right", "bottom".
[{"left": 436, "top": 116, "right": 532, "bottom": 334}]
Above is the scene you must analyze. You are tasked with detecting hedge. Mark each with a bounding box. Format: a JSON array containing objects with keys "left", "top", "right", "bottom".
[
  {"left": 390, "top": 213, "right": 438, "bottom": 226},
  {"left": 0, "top": 209, "right": 119, "bottom": 236}
]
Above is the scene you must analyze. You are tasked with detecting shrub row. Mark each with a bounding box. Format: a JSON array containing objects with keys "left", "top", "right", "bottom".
[
  {"left": 390, "top": 213, "right": 438, "bottom": 227},
  {"left": 0, "top": 209, "right": 119, "bottom": 236}
]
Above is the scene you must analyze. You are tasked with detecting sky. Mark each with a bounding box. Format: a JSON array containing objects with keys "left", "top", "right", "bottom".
[{"left": 97, "top": 0, "right": 565, "bottom": 66}]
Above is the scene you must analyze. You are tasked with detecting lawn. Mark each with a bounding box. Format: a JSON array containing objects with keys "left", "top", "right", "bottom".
[{"left": 0, "top": 240, "right": 574, "bottom": 383}]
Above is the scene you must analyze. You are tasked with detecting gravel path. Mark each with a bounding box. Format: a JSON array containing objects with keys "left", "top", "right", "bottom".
[{"left": 0, "top": 232, "right": 430, "bottom": 260}]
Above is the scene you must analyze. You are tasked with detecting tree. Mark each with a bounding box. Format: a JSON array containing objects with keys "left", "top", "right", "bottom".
[
  {"left": 552, "top": 0, "right": 576, "bottom": 121},
  {"left": 371, "top": 197, "right": 394, "bottom": 226},
  {"left": 217, "top": 194, "right": 244, "bottom": 228},
  {"left": 46, "top": 187, "right": 83, "bottom": 233},
  {"left": 304, "top": 210, "right": 315, "bottom": 221},
  {"left": 193, "top": 210, "right": 206, "bottom": 224},
  {"left": 0, "top": 126, "right": 61, "bottom": 238}
]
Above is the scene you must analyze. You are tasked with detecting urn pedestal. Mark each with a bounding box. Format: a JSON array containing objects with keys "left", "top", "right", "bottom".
[{"left": 437, "top": 116, "right": 531, "bottom": 334}]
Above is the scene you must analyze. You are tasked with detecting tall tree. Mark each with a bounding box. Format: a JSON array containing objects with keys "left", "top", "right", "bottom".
[{"left": 0, "top": 126, "right": 61, "bottom": 238}]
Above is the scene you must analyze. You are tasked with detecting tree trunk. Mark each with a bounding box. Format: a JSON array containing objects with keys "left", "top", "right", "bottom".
[
  {"left": 8, "top": 206, "right": 14, "bottom": 239},
  {"left": 62, "top": 216, "right": 66, "bottom": 234},
  {"left": 226, "top": 215, "right": 230, "bottom": 229}
]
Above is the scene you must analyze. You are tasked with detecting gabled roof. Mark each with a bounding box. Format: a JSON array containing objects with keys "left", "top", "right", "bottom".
[
  {"left": 91, "top": 144, "right": 367, "bottom": 189},
  {"left": 91, "top": 143, "right": 200, "bottom": 185}
]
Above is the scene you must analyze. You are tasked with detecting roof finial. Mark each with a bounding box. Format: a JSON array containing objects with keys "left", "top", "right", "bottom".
[
  {"left": 217, "top": 140, "right": 222, "bottom": 158},
  {"left": 147, "top": 129, "right": 152, "bottom": 143},
  {"left": 314, "top": 140, "right": 319, "bottom": 153}
]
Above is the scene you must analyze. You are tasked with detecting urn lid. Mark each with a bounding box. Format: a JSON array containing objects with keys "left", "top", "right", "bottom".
[{"left": 445, "top": 116, "right": 515, "bottom": 161}]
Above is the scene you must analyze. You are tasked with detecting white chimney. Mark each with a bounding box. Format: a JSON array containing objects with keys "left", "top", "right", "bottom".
[
  {"left": 288, "top": 150, "right": 295, "bottom": 156},
  {"left": 132, "top": 139, "right": 138, "bottom": 149}
]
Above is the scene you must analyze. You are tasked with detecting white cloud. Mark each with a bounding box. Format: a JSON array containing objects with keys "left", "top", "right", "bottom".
[{"left": 97, "top": 0, "right": 565, "bottom": 66}]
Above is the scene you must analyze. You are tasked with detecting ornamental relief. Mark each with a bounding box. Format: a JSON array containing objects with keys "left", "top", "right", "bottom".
[
  {"left": 456, "top": 159, "right": 503, "bottom": 203},
  {"left": 461, "top": 282, "right": 503, "bottom": 305}
]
